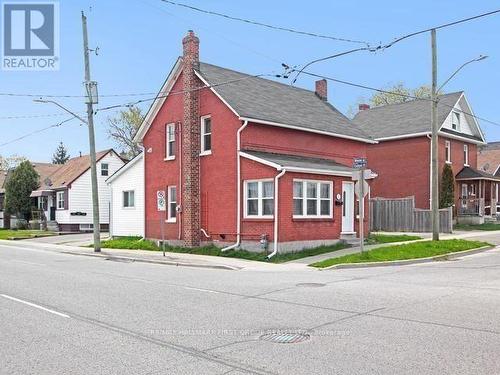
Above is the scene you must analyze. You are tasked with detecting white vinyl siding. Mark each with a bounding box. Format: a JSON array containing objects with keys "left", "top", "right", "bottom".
[
  {"left": 165, "top": 123, "right": 176, "bottom": 160},
  {"left": 56, "top": 152, "right": 125, "bottom": 225},
  {"left": 200, "top": 115, "right": 212, "bottom": 155},
  {"left": 244, "top": 179, "right": 274, "bottom": 218},
  {"left": 109, "top": 154, "right": 144, "bottom": 237},
  {"left": 293, "top": 179, "right": 332, "bottom": 218},
  {"left": 452, "top": 111, "right": 460, "bottom": 131}
]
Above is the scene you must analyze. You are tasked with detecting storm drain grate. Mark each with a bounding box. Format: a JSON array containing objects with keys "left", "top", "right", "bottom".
[
  {"left": 259, "top": 331, "right": 310, "bottom": 344},
  {"left": 296, "top": 283, "right": 326, "bottom": 288}
]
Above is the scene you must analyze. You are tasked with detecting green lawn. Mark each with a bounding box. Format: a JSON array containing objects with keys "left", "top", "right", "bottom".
[
  {"left": 311, "top": 239, "right": 490, "bottom": 268},
  {"left": 99, "top": 236, "right": 350, "bottom": 263},
  {"left": 0, "top": 229, "right": 55, "bottom": 240},
  {"left": 454, "top": 222, "right": 500, "bottom": 231},
  {"left": 366, "top": 233, "right": 422, "bottom": 244}
]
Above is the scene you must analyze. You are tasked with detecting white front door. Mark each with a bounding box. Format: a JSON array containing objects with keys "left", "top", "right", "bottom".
[{"left": 342, "top": 182, "right": 355, "bottom": 233}]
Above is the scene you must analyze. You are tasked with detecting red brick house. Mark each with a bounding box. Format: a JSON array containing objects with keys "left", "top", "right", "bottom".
[
  {"left": 133, "top": 31, "right": 377, "bottom": 254},
  {"left": 353, "top": 93, "right": 497, "bottom": 223}
]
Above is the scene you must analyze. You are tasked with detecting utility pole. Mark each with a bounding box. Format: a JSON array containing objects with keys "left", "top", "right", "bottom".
[
  {"left": 430, "top": 29, "right": 439, "bottom": 241},
  {"left": 82, "top": 11, "right": 101, "bottom": 252}
]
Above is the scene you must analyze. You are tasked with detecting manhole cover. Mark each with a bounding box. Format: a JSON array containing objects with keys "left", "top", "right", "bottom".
[
  {"left": 259, "top": 331, "right": 310, "bottom": 344},
  {"left": 296, "top": 283, "right": 326, "bottom": 288}
]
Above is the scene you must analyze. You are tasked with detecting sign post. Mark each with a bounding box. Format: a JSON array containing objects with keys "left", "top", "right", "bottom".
[
  {"left": 157, "top": 190, "right": 166, "bottom": 257},
  {"left": 353, "top": 158, "right": 368, "bottom": 254}
]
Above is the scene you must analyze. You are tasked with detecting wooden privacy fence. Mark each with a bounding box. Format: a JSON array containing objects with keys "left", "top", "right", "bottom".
[{"left": 370, "top": 196, "right": 453, "bottom": 233}]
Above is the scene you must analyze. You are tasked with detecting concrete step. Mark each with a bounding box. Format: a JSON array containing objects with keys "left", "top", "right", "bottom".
[{"left": 46, "top": 221, "right": 59, "bottom": 231}]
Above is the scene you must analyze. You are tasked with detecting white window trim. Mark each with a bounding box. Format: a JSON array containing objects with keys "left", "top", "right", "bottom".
[
  {"left": 122, "top": 190, "right": 135, "bottom": 209},
  {"left": 101, "top": 163, "right": 109, "bottom": 176},
  {"left": 445, "top": 140, "right": 452, "bottom": 164},
  {"left": 243, "top": 179, "right": 274, "bottom": 219},
  {"left": 200, "top": 115, "right": 212, "bottom": 156},
  {"left": 464, "top": 144, "right": 469, "bottom": 166},
  {"left": 165, "top": 123, "right": 176, "bottom": 161},
  {"left": 167, "top": 186, "right": 177, "bottom": 223},
  {"left": 293, "top": 179, "right": 333, "bottom": 219},
  {"left": 56, "top": 191, "right": 65, "bottom": 210}
]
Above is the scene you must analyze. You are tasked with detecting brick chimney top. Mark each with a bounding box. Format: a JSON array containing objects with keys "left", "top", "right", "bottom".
[
  {"left": 182, "top": 30, "right": 199, "bottom": 69},
  {"left": 358, "top": 103, "right": 370, "bottom": 111},
  {"left": 315, "top": 79, "right": 327, "bottom": 101}
]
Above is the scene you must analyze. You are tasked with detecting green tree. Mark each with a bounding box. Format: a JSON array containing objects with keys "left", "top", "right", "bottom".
[
  {"left": 440, "top": 163, "right": 455, "bottom": 208},
  {"left": 4, "top": 161, "right": 39, "bottom": 219},
  {"left": 52, "top": 142, "right": 70, "bottom": 164},
  {"left": 107, "top": 106, "right": 143, "bottom": 159},
  {"left": 370, "top": 83, "right": 433, "bottom": 107}
]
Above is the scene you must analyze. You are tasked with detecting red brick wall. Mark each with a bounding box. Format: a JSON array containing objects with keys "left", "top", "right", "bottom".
[{"left": 367, "top": 135, "right": 478, "bottom": 209}]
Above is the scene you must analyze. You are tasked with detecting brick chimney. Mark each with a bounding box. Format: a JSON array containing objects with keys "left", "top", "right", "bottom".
[
  {"left": 315, "top": 79, "right": 327, "bottom": 101},
  {"left": 358, "top": 103, "right": 370, "bottom": 111},
  {"left": 182, "top": 30, "right": 201, "bottom": 247}
]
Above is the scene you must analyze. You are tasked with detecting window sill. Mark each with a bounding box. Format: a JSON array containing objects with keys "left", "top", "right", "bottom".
[
  {"left": 200, "top": 151, "right": 212, "bottom": 157},
  {"left": 166, "top": 219, "right": 177, "bottom": 223},
  {"left": 164, "top": 157, "right": 175, "bottom": 161},
  {"left": 242, "top": 217, "right": 274, "bottom": 222},
  {"left": 445, "top": 161, "right": 452, "bottom": 165},
  {"left": 464, "top": 164, "right": 470, "bottom": 167},
  {"left": 123, "top": 207, "right": 135, "bottom": 210},
  {"left": 292, "top": 217, "right": 334, "bottom": 222}
]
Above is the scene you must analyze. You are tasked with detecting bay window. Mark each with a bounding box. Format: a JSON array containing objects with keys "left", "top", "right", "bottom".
[
  {"left": 293, "top": 180, "right": 332, "bottom": 218},
  {"left": 244, "top": 179, "right": 274, "bottom": 218}
]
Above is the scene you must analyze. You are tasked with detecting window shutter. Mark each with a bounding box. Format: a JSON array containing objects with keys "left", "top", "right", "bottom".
[{"left": 64, "top": 190, "right": 69, "bottom": 210}]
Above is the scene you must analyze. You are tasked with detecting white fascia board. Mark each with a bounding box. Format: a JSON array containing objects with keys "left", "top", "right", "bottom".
[
  {"left": 239, "top": 151, "right": 281, "bottom": 170},
  {"left": 375, "top": 132, "right": 431, "bottom": 141},
  {"left": 284, "top": 166, "right": 353, "bottom": 177},
  {"left": 459, "top": 93, "right": 487, "bottom": 143},
  {"left": 133, "top": 58, "right": 183, "bottom": 143},
  {"left": 194, "top": 70, "right": 240, "bottom": 117},
  {"left": 107, "top": 153, "right": 143, "bottom": 184},
  {"left": 239, "top": 116, "right": 378, "bottom": 144},
  {"left": 438, "top": 131, "right": 486, "bottom": 145}
]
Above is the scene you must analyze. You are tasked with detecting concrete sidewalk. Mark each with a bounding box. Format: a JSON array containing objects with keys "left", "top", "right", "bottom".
[
  {"left": 0, "top": 239, "right": 309, "bottom": 272},
  {"left": 287, "top": 230, "right": 500, "bottom": 265}
]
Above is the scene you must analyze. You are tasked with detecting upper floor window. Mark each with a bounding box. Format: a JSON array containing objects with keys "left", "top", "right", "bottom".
[
  {"left": 244, "top": 179, "right": 274, "bottom": 218},
  {"left": 293, "top": 180, "right": 332, "bottom": 218},
  {"left": 464, "top": 144, "right": 469, "bottom": 166},
  {"left": 200, "top": 115, "right": 212, "bottom": 155},
  {"left": 165, "top": 123, "right": 176, "bottom": 160},
  {"left": 101, "top": 163, "right": 109, "bottom": 176},
  {"left": 123, "top": 190, "right": 135, "bottom": 208},
  {"left": 445, "top": 141, "right": 451, "bottom": 163},
  {"left": 452, "top": 111, "right": 461, "bottom": 131}
]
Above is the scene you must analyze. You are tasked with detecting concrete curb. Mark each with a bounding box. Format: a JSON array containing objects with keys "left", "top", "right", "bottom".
[
  {"left": 59, "top": 251, "right": 242, "bottom": 271},
  {"left": 317, "top": 245, "right": 495, "bottom": 270}
]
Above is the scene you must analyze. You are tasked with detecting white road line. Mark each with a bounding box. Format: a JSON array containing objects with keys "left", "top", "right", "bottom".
[
  {"left": 183, "top": 286, "right": 220, "bottom": 294},
  {"left": 0, "top": 294, "right": 70, "bottom": 318}
]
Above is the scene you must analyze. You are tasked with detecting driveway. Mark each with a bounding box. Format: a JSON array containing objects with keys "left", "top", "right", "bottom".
[
  {"left": 1, "top": 237, "right": 500, "bottom": 374},
  {"left": 22, "top": 232, "right": 110, "bottom": 246}
]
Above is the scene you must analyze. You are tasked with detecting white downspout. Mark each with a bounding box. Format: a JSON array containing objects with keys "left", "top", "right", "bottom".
[
  {"left": 267, "top": 168, "right": 286, "bottom": 259},
  {"left": 222, "top": 120, "right": 249, "bottom": 252}
]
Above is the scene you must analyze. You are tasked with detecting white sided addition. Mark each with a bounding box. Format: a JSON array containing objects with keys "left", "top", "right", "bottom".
[{"left": 107, "top": 153, "right": 144, "bottom": 237}]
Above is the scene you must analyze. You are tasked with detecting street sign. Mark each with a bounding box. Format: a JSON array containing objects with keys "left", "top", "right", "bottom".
[
  {"left": 157, "top": 190, "right": 166, "bottom": 211},
  {"left": 352, "top": 169, "right": 372, "bottom": 181},
  {"left": 353, "top": 157, "right": 367, "bottom": 169},
  {"left": 354, "top": 180, "right": 369, "bottom": 199}
]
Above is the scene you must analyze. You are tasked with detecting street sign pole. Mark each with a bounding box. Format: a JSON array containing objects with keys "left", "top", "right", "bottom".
[
  {"left": 157, "top": 190, "right": 167, "bottom": 257},
  {"left": 359, "top": 166, "right": 365, "bottom": 254}
]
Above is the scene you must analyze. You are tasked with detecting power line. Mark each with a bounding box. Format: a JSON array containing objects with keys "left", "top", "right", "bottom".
[
  {"left": 295, "top": 69, "right": 500, "bottom": 128},
  {"left": 291, "top": 8, "right": 500, "bottom": 83},
  {"left": 157, "top": 0, "right": 369, "bottom": 45},
  {"left": 0, "top": 118, "right": 75, "bottom": 148},
  {"left": 0, "top": 112, "right": 86, "bottom": 120}
]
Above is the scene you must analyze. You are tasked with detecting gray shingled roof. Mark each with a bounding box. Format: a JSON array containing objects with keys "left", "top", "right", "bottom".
[
  {"left": 197, "top": 62, "right": 373, "bottom": 142},
  {"left": 243, "top": 150, "right": 353, "bottom": 174},
  {"left": 352, "top": 92, "right": 466, "bottom": 139},
  {"left": 455, "top": 166, "right": 500, "bottom": 181}
]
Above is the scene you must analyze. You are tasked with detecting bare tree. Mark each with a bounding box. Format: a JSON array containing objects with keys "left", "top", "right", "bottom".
[
  {"left": 0, "top": 155, "right": 27, "bottom": 170},
  {"left": 106, "top": 106, "right": 143, "bottom": 159}
]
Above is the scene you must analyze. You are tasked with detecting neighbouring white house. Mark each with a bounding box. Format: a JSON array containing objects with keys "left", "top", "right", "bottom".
[
  {"left": 107, "top": 152, "right": 144, "bottom": 237},
  {"left": 29, "top": 149, "right": 125, "bottom": 232}
]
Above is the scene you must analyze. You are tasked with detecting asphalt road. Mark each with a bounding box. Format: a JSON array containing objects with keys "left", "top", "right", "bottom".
[{"left": 1, "top": 237, "right": 500, "bottom": 374}]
